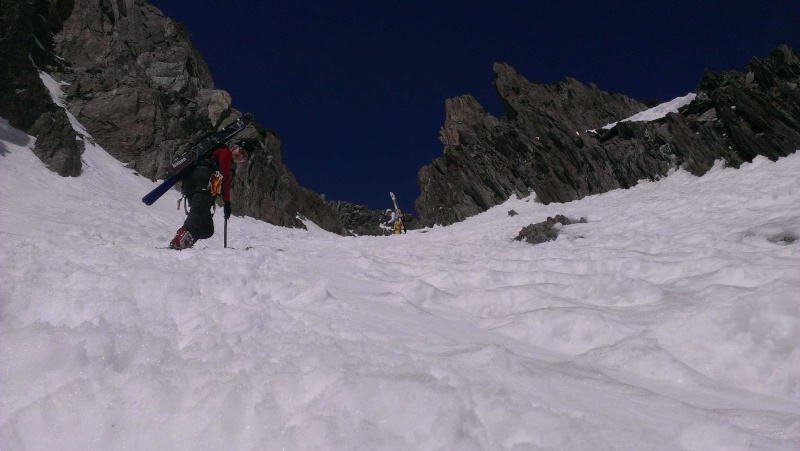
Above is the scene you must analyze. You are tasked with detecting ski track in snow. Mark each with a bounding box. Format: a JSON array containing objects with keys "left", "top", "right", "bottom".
[{"left": 1, "top": 108, "right": 799, "bottom": 450}]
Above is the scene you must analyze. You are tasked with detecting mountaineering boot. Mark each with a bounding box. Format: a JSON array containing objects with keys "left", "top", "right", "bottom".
[{"left": 169, "top": 227, "right": 194, "bottom": 250}]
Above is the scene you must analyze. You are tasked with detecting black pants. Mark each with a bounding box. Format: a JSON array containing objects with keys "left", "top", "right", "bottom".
[
  {"left": 183, "top": 192, "right": 215, "bottom": 240},
  {"left": 182, "top": 166, "right": 215, "bottom": 240}
]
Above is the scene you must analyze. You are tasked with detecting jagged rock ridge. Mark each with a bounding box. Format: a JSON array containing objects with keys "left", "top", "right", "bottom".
[
  {"left": 415, "top": 46, "right": 800, "bottom": 226},
  {"left": 0, "top": 0, "right": 348, "bottom": 235}
]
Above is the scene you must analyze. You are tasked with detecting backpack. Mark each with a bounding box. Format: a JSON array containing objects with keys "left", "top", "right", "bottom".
[{"left": 179, "top": 154, "right": 221, "bottom": 198}]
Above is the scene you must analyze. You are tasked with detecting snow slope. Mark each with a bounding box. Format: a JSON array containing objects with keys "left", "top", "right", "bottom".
[{"left": 1, "top": 85, "right": 798, "bottom": 450}]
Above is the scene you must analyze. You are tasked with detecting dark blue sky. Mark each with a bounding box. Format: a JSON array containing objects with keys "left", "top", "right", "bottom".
[{"left": 148, "top": 0, "right": 798, "bottom": 214}]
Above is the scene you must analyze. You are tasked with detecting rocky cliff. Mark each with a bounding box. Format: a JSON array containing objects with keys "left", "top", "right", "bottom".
[
  {"left": 416, "top": 45, "right": 800, "bottom": 226},
  {"left": 0, "top": 0, "right": 348, "bottom": 235}
]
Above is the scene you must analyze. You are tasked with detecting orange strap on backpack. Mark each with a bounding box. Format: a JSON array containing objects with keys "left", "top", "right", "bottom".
[{"left": 208, "top": 171, "right": 223, "bottom": 197}]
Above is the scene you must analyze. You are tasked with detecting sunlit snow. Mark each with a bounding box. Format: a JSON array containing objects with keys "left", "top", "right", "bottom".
[
  {"left": 1, "top": 81, "right": 798, "bottom": 450},
  {"left": 599, "top": 93, "right": 697, "bottom": 130}
]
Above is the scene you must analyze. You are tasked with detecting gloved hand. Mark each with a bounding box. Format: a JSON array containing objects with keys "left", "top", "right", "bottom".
[{"left": 224, "top": 201, "right": 231, "bottom": 219}]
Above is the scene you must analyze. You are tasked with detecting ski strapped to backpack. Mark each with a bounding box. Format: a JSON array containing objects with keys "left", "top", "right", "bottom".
[{"left": 141, "top": 113, "right": 254, "bottom": 206}]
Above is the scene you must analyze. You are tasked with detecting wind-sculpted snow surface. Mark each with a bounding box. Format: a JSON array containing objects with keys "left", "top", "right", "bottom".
[{"left": 1, "top": 115, "right": 799, "bottom": 449}]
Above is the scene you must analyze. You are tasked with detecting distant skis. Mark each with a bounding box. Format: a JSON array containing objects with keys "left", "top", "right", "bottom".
[{"left": 389, "top": 192, "right": 407, "bottom": 234}]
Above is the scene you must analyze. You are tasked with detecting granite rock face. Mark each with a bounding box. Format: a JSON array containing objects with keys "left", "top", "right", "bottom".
[
  {"left": 595, "top": 45, "right": 800, "bottom": 181},
  {"left": 0, "top": 0, "right": 348, "bottom": 235},
  {"left": 28, "top": 108, "right": 84, "bottom": 176},
  {"left": 0, "top": 0, "right": 81, "bottom": 176},
  {"left": 327, "top": 201, "right": 386, "bottom": 236},
  {"left": 416, "top": 64, "right": 650, "bottom": 226},
  {"left": 416, "top": 46, "right": 800, "bottom": 226}
]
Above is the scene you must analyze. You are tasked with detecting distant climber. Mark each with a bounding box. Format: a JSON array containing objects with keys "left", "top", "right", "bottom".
[{"left": 385, "top": 208, "right": 403, "bottom": 235}]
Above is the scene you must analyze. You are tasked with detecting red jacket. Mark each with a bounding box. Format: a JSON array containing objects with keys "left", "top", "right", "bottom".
[{"left": 210, "top": 147, "right": 233, "bottom": 202}]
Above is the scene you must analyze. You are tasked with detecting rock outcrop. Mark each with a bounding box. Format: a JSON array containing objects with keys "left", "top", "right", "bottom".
[
  {"left": 416, "top": 45, "right": 800, "bottom": 226},
  {"left": 0, "top": 0, "right": 348, "bottom": 235},
  {"left": 327, "top": 201, "right": 386, "bottom": 236},
  {"left": 514, "top": 215, "right": 587, "bottom": 245},
  {"left": 0, "top": 0, "right": 82, "bottom": 176}
]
